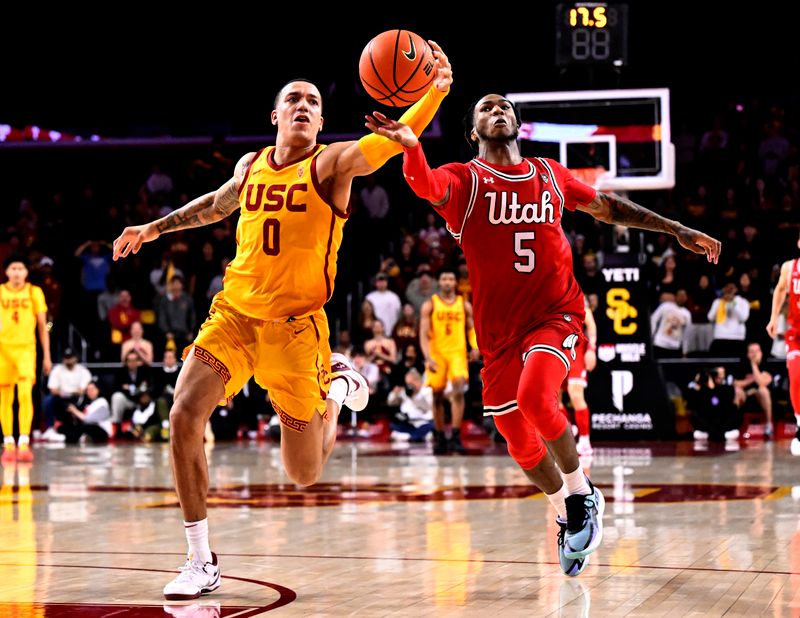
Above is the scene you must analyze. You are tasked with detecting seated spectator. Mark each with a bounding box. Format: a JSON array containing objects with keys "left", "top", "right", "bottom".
[
  {"left": 387, "top": 368, "right": 434, "bottom": 442},
  {"left": 650, "top": 291, "right": 692, "bottom": 358},
  {"left": 62, "top": 381, "right": 111, "bottom": 444},
  {"left": 108, "top": 289, "right": 141, "bottom": 345},
  {"left": 332, "top": 330, "right": 354, "bottom": 359},
  {"left": 110, "top": 351, "right": 152, "bottom": 426},
  {"left": 418, "top": 212, "right": 447, "bottom": 253},
  {"left": 130, "top": 389, "right": 162, "bottom": 442},
  {"left": 364, "top": 320, "right": 397, "bottom": 380},
  {"left": 206, "top": 257, "right": 230, "bottom": 303},
  {"left": 352, "top": 350, "right": 381, "bottom": 398},
  {"left": 391, "top": 344, "right": 425, "bottom": 389},
  {"left": 96, "top": 275, "right": 120, "bottom": 322},
  {"left": 157, "top": 275, "right": 196, "bottom": 350},
  {"left": 708, "top": 281, "right": 750, "bottom": 357},
  {"left": 733, "top": 342, "right": 774, "bottom": 438},
  {"left": 393, "top": 303, "right": 419, "bottom": 355},
  {"left": 43, "top": 348, "right": 92, "bottom": 439},
  {"left": 145, "top": 164, "right": 174, "bottom": 198},
  {"left": 395, "top": 237, "right": 419, "bottom": 287},
  {"left": 365, "top": 272, "right": 402, "bottom": 335},
  {"left": 654, "top": 254, "right": 683, "bottom": 301},
  {"left": 686, "top": 366, "right": 742, "bottom": 441},
  {"left": 685, "top": 274, "right": 716, "bottom": 355},
  {"left": 150, "top": 253, "right": 185, "bottom": 297},
  {"left": 353, "top": 299, "right": 377, "bottom": 348},
  {"left": 405, "top": 265, "right": 438, "bottom": 315},
  {"left": 120, "top": 321, "right": 154, "bottom": 365},
  {"left": 154, "top": 349, "right": 180, "bottom": 411}
]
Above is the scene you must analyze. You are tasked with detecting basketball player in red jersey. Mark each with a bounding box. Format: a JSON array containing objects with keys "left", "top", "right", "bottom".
[
  {"left": 113, "top": 46, "right": 452, "bottom": 600},
  {"left": 767, "top": 242, "right": 800, "bottom": 456},
  {"left": 561, "top": 295, "right": 596, "bottom": 456},
  {"left": 368, "top": 94, "right": 721, "bottom": 576}
]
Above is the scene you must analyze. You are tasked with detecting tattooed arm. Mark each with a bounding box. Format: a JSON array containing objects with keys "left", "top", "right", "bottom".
[
  {"left": 576, "top": 191, "right": 722, "bottom": 264},
  {"left": 112, "top": 152, "right": 255, "bottom": 260}
]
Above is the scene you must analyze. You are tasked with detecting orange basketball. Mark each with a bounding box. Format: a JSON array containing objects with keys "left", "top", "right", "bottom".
[{"left": 359, "top": 30, "right": 436, "bottom": 107}]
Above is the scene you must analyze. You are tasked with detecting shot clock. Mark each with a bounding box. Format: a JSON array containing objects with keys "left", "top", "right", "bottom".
[{"left": 555, "top": 3, "right": 628, "bottom": 67}]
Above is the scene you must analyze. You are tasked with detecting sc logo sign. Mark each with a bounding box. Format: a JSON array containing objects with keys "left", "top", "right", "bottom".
[{"left": 606, "top": 288, "right": 638, "bottom": 335}]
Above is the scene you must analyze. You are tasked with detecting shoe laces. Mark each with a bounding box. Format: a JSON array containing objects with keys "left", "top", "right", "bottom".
[
  {"left": 173, "top": 558, "right": 211, "bottom": 582},
  {"left": 557, "top": 520, "right": 567, "bottom": 547}
]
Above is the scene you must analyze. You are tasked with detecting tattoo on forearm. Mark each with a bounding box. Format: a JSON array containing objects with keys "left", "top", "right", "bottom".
[
  {"left": 596, "top": 191, "right": 678, "bottom": 234},
  {"left": 213, "top": 180, "right": 241, "bottom": 217},
  {"left": 154, "top": 190, "right": 228, "bottom": 234}
]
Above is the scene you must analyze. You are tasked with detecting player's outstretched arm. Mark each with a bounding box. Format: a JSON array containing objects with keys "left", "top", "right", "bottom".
[
  {"left": 113, "top": 153, "right": 255, "bottom": 260},
  {"left": 766, "top": 260, "right": 791, "bottom": 339},
  {"left": 365, "top": 117, "right": 450, "bottom": 205},
  {"left": 577, "top": 191, "right": 721, "bottom": 263}
]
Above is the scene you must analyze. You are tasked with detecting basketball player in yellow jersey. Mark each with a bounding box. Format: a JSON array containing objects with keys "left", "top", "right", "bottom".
[
  {"left": 0, "top": 255, "right": 52, "bottom": 464},
  {"left": 420, "top": 269, "right": 477, "bottom": 455},
  {"left": 113, "top": 43, "right": 452, "bottom": 600}
]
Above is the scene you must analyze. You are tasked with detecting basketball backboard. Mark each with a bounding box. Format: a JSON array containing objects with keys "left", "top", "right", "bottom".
[{"left": 507, "top": 88, "right": 674, "bottom": 191}]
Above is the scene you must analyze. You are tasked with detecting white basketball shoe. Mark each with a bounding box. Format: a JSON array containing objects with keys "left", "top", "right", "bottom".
[
  {"left": 330, "top": 353, "right": 369, "bottom": 412},
  {"left": 163, "top": 553, "right": 220, "bottom": 600}
]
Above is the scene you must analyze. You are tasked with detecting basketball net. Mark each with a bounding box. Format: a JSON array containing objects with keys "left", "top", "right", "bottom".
[{"left": 571, "top": 166, "right": 610, "bottom": 190}]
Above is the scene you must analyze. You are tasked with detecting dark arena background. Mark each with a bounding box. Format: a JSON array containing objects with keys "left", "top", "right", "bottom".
[{"left": 0, "top": 6, "right": 799, "bottom": 616}]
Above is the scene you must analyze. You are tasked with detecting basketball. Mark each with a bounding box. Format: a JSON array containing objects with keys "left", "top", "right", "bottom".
[{"left": 359, "top": 29, "right": 436, "bottom": 107}]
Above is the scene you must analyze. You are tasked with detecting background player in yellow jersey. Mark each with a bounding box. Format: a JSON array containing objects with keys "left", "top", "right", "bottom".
[
  {"left": 420, "top": 269, "right": 477, "bottom": 454},
  {"left": 112, "top": 44, "right": 452, "bottom": 600},
  {"left": 0, "top": 256, "right": 52, "bottom": 463}
]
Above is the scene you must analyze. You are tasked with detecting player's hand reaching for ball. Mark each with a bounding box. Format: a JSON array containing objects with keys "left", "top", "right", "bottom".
[
  {"left": 365, "top": 113, "right": 417, "bottom": 148},
  {"left": 428, "top": 40, "right": 452, "bottom": 93},
  {"left": 113, "top": 223, "right": 160, "bottom": 260}
]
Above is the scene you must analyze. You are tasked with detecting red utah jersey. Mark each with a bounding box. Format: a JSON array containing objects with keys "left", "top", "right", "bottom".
[
  {"left": 433, "top": 156, "right": 596, "bottom": 356},
  {"left": 789, "top": 258, "right": 800, "bottom": 329}
]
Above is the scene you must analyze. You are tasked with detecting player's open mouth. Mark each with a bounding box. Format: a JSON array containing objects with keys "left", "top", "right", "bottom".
[
  {"left": 493, "top": 119, "right": 507, "bottom": 126},
  {"left": 294, "top": 115, "right": 310, "bottom": 123}
]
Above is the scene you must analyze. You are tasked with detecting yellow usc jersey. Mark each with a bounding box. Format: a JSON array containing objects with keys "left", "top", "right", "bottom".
[
  {"left": 430, "top": 294, "right": 467, "bottom": 355},
  {"left": 0, "top": 283, "right": 46, "bottom": 346},
  {"left": 224, "top": 145, "right": 348, "bottom": 320}
]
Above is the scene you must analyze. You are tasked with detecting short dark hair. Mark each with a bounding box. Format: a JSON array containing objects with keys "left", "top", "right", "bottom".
[
  {"left": 3, "top": 254, "right": 29, "bottom": 270},
  {"left": 274, "top": 78, "right": 318, "bottom": 108},
  {"left": 437, "top": 268, "right": 457, "bottom": 279},
  {"left": 463, "top": 96, "right": 522, "bottom": 152}
]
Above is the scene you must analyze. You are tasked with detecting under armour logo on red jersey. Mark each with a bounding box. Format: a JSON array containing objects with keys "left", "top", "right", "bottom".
[
  {"left": 562, "top": 333, "right": 579, "bottom": 361},
  {"left": 483, "top": 176, "right": 495, "bottom": 184},
  {"left": 540, "top": 174, "right": 550, "bottom": 184}
]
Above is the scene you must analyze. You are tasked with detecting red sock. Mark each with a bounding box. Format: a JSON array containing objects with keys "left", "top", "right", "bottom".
[
  {"left": 575, "top": 407, "right": 590, "bottom": 437},
  {"left": 789, "top": 356, "right": 800, "bottom": 415}
]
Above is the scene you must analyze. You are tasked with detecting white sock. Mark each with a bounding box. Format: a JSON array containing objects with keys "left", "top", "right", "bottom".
[
  {"left": 3, "top": 436, "right": 14, "bottom": 447},
  {"left": 18, "top": 434, "right": 29, "bottom": 446},
  {"left": 545, "top": 484, "right": 567, "bottom": 520},
  {"left": 327, "top": 377, "right": 349, "bottom": 408},
  {"left": 184, "top": 518, "right": 212, "bottom": 564},
  {"left": 563, "top": 467, "right": 591, "bottom": 496}
]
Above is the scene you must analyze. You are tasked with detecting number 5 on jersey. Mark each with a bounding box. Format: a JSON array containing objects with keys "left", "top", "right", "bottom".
[{"left": 514, "top": 231, "right": 536, "bottom": 272}]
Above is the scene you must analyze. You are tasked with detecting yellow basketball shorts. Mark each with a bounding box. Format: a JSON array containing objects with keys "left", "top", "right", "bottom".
[
  {"left": 0, "top": 344, "right": 36, "bottom": 387},
  {"left": 187, "top": 295, "right": 331, "bottom": 433},
  {"left": 425, "top": 350, "right": 468, "bottom": 391}
]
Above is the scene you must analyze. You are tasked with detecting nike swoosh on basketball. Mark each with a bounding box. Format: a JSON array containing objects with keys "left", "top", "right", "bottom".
[{"left": 402, "top": 35, "right": 416, "bottom": 61}]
